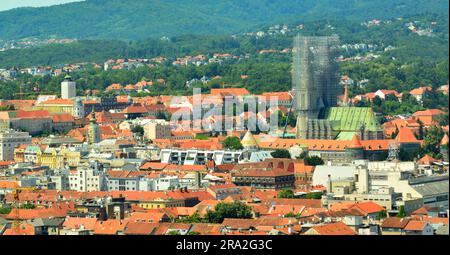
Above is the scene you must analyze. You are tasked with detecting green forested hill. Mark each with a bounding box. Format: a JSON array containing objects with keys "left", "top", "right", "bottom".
[
  {"left": 0, "top": 0, "right": 448, "bottom": 41},
  {"left": 1, "top": 14, "right": 448, "bottom": 69}
]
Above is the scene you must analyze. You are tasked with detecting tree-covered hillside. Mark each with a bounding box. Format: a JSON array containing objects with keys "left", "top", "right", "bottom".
[
  {"left": 0, "top": 14, "right": 447, "bottom": 68},
  {"left": 0, "top": 0, "right": 448, "bottom": 41}
]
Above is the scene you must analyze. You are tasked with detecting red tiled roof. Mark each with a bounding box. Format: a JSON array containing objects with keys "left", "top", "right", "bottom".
[
  {"left": 3, "top": 223, "right": 35, "bottom": 235},
  {"left": 40, "top": 99, "right": 74, "bottom": 105},
  {"left": 351, "top": 202, "right": 385, "bottom": 215},
  {"left": 418, "top": 155, "right": 440, "bottom": 165},
  {"left": 410, "top": 86, "right": 432, "bottom": 95},
  {"left": 52, "top": 113, "right": 74, "bottom": 123},
  {"left": 140, "top": 162, "right": 168, "bottom": 171},
  {"left": 413, "top": 109, "right": 445, "bottom": 117},
  {"left": 210, "top": 88, "right": 250, "bottom": 97},
  {"left": 16, "top": 110, "right": 50, "bottom": 118},
  {"left": 6, "top": 207, "right": 69, "bottom": 220},
  {"left": 124, "top": 222, "right": 157, "bottom": 235},
  {"left": 63, "top": 217, "right": 98, "bottom": 230},
  {"left": 93, "top": 219, "right": 128, "bottom": 235},
  {"left": 395, "top": 128, "right": 419, "bottom": 143},
  {"left": 0, "top": 180, "right": 20, "bottom": 189},
  {"left": 309, "top": 222, "right": 357, "bottom": 235},
  {"left": 122, "top": 105, "right": 148, "bottom": 114},
  {"left": 164, "top": 164, "right": 207, "bottom": 172},
  {"left": 128, "top": 212, "right": 168, "bottom": 223},
  {"left": 404, "top": 220, "right": 427, "bottom": 231},
  {"left": 381, "top": 217, "right": 410, "bottom": 229},
  {"left": 348, "top": 134, "right": 363, "bottom": 149}
]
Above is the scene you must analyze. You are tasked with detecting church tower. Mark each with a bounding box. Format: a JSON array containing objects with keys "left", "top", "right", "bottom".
[
  {"left": 293, "top": 35, "right": 340, "bottom": 139},
  {"left": 87, "top": 110, "right": 101, "bottom": 144}
]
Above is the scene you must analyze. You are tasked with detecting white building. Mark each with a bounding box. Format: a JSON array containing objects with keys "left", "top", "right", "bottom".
[
  {"left": 0, "top": 129, "right": 32, "bottom": 160},
  {"left": 138, "top": 175, "right": 180, "bottom": 191},
  {"left": 160, "top": 148, "right": 272, "bottom": 165},
  {"left": 61, "top": 76, "right": 76, "bottom": 99},
  {"left": 69, "top": 164, "right": 106, "bottom": 192}
]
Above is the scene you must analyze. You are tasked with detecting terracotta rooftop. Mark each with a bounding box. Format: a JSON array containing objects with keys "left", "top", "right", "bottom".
[
  {"left": 309, "top": 222, "right": 357, "bottom": 235},
  {"left": 381, "top": 217, "right": 410, "bottom": 229},
  {"left": 395, "top": 127, "right": 419, "bottom": 143}
]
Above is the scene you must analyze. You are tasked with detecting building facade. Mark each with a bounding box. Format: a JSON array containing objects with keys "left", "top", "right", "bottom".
[{"left": 0, "top": 130, "right": 32, "bottom": 160}]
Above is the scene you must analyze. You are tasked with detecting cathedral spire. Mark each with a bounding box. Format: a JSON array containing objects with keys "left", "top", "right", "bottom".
[{"left": 90, "top": 109, "right": 96, "bottom": 124}]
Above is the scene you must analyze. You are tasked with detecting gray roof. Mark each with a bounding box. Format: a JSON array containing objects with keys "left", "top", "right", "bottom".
[
  {"left": 28, "top": 218, "right": 65, "bottom": 227},
  {"left": 41, "top": 136, "right": 82, "bottom": 145},
  {"left": 411, "top": 179, "right": 449, "bottom": 197}
]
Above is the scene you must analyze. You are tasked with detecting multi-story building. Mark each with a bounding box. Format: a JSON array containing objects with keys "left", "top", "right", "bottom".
[
  {"left": 39, "top": 147, "right": 81, "bottom": 170},
  {"left": 106, "top": 171, "right": 145, "bottom": 191},
  {"left": 318, "top": 160, "right": 448, "bottom": 214},
  {"left": 144, "top": 120, "right": 171, "bottom": 140},
  {"left": 232, "top": 168, "right": 295, "bottom": 190},
  {"left": 34, "top": 99, "right": 75, "bottom": 116},
  {"left": 68, "top": 163, "right": 106, "bottom": 192},
  {"left": 160, "top": 148, "right": 272, "bottom": 165},
  {"left": 0, "top": 129, "right": 32, "bottom": 161},
  {"left": 0, "top": 110, "right": 53, "bottom": 135}
]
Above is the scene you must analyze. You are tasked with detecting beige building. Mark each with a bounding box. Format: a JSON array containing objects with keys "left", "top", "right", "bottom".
[
  {"left": 144, "top": 120, "right": 171, "bottom": 140},
  {"left": 320, "top": 161, "right": 440, "bottom": 215}
]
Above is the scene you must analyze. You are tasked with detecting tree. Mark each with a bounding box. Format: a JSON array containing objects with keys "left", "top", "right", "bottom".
[
  {"left": 376, "top": 210, "right": 387, "bottom": 220},
  {"left": 305, "top": 192, "right": 323, "bottom": 199},
  {"left": 222, "top": 137, "right": 243, "bottom": 150},
  {"left": 195, "top": 134, "right": 210, "bottom": 140},
  {"left": 296, "top": 151, "right": 307, "bottom": 160},
  {"left": 304, "top": 156, "right": 324, "bottom": 166},
  {"left": 187, "top": 231, "right": 201, "bottom": 235},
  {"left": 391, "top": 125, "right": 399, "bottom": 139},
  {"left": 397, "top": 205, "right": 406, "bottom": 218},
  {"left": 284, "top": 212, "right": 300, "bottom": 218},
  {"left": 167, "top": 230, "right": 180, "bottom": 235},
  {"left": 271, "top": 149, "right": 291, "bottom": 159},
  {"left": 205, "top": 202, "right": 253, "bottom": 223},
  {"left": 20, "top": 203, "right": 35, "bottom": 209},
  {"left": 421, "top": 125, "right": 445, "bottom": 158},
  {"left": 417, "top": 119, "right": 425, "bottom": 140},
  {"left": 131, "top": 125, "right": 144, "bottom": 136},
  {"left": 176, "top": 212, "right": 204, "bottom": 223},
  {"left": 278, "top": 189, "right": 295, "bottom": 199},
  {"left": 0, "top": 206, "right": 11, "bottom": 214}
]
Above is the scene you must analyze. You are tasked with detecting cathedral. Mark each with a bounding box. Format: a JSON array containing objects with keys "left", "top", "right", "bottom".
[{"left": 293, "top": 35, "right": 383, "bottom": 140}]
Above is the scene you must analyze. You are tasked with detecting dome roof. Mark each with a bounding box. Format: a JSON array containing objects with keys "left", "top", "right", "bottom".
[{"left": 241, "top": 131, "right": 258, "bottom": 149}]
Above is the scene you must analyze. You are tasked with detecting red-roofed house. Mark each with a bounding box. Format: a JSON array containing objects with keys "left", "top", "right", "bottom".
[
  {"left": 412, "top": 109, "right": 445, "bottom": 127},
  {"left": 404, "top": 220, "right": 434, "bottom": 235},
  {"left": 304, "top": 222, "right": 357, "bottom": 235},
  {"left": 409, "top": 86, "right": 432, "bottom": 102}
]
